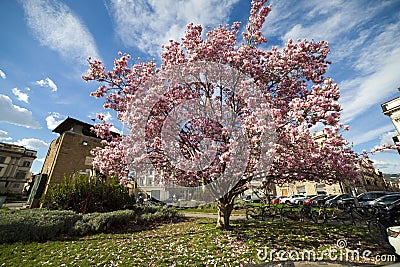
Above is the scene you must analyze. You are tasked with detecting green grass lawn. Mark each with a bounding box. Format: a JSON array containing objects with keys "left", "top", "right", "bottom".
[{"left": 0, "top": 217, "right": 395, "bottom": 266}]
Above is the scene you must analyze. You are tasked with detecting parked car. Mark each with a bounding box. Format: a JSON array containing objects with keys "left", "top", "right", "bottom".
[
  {"left": 297, "top": 195, "right": 316, "bottom": 205},
  {"left": 242, "top": 193, "right": 263, "bottom": 203},
  {"left": 387, "top": 226, "right": 400, "bottom": 256},
  {"left": 324, "top": 194, "right": 352, "bottom": 207},
  {"left": 271, "top": 196, "right": 283, "bottom": 204},
  {"left": 303, "top": 195, "right": 330, "bottom": 206},
  {"left": 387, "top": 199, "right": 400, "bottom": 221},
  {"left": 280, "top": 194, "right": 306, "bottom": 204},
  {"left": 368, "top": 194, "right": 400, "bottom": 208},
  {"left": 317, "top": 195, "right": 336, "bottom": 206},
  {"left": 338, "top": 191, "right": 396, "bottom": 207}
]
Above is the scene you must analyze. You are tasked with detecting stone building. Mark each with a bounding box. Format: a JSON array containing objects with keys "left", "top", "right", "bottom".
[
  {"left": 41, "top": 117, "right": 103, "bottom": 194},
  {"left": 0, "top": 142, "right": 37, "bottom": 193},
  {"left": 257, "top": 130, "right": 393, "bottom": 197},
  {"left": 381, "top": 95, "right": 400, "bottom": 151}
]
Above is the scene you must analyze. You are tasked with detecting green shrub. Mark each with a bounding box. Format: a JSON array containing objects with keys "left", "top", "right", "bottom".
[
  {"left": 233, "top": 198, "right": 247, "bottom": 209},
  {"left": 73, "top": 206, "right": 182, "bottom": 235},
  {"left": 72, "top": 209, "right": 138, "bottom": 235},
  {"left": 0, "top": 206, "right": 183, "bottom": 243},
  {"left": 0, "top": 209, "right": 82, "bottom": 243},
  {"left": 198, "top": 202, "right": 217, "bottom": 210},
  {"left": 41, "top": 174, "right": 135, "bottom": 214},
  {"left": 138, "top": 206, "right": 182, "bottom": 223}
]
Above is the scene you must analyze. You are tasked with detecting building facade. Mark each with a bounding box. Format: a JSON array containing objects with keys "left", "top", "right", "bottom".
[
  {"left": 250, "top": 130, "right": 394, "bottom": 197},
  {"left": 0, "top": 142, "right": 37, "bottom": 193},
  {"left": 41, "top": 118, "right": 103, "bottom": 194},
  {"left": 381, "top": 96, "right": 400, "bottom": 152}
]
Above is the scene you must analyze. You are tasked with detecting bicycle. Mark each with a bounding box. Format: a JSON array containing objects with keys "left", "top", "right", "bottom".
[
  {"left": 245, "top": 203, "right": 282, "bottom": 221},
  {"left": 313, "top": 206, "right": 353, "bottom": 225},
  {"left": 280, "top": 203, "right": 317, "bottom": 223},
  {"left": 349, "top": 205, "right": 376, "bottom": 227}
]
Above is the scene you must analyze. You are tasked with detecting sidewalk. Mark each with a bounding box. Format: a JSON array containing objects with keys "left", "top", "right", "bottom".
[
  {"left": 2, "top": 201, "right": 26, "bottom": 209},
  {"left": 183, "top": 212, "right": 246, "bottom": 220}
]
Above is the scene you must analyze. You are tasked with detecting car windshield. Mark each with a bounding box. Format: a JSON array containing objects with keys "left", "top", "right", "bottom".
[
  {"left": 388, "top": 199, "right": 400, "bottom": 210},
  {"left": 382, "top": 195, "right": 400, "bottom": 203},
  {"left": 335, "top": 194, "right": 351, "bottom": 200}
]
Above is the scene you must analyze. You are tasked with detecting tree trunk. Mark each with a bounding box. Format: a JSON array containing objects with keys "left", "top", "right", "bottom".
[{"left": 216, "top": 201, "right": 234, "bottom": 230}]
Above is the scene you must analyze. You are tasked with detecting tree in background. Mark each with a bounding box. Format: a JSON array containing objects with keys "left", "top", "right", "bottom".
[{"left": 83, "top": 0, "right": 364, "bottom": 229}]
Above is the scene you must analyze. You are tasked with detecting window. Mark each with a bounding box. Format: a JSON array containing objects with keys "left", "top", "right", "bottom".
[
  {"left": 22, "top": 161, "right": 30, "bottom": 167},
  {"left": 15, "top": 171, "right": 27, "bottom": 180},
  {"left": 0, "top": 156, "right": 5, "bottom": 164}
]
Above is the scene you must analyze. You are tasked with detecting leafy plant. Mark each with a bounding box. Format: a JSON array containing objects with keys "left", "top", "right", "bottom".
[
  {"left": 0, "top": 206, "right": 183, "bottom": 243},
  {"left": 41, "top": 174, "right": 135, "bottom": 214},
  {"left": 0, "top": 209, "right": 81, "bottom": 243}
]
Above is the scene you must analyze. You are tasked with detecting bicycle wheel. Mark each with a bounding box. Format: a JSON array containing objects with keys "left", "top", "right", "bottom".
[
  {"left": 262, "top": 206, "right": 276, "bottom": 221},
  {"left": 351, "top": 206, "right": 372, "bottom": 227},
  {"left": 328, "top": 208, "right": 353, "bottom": 225},
  {"left": 299, "top": 206, "right": 315, "bottom": 223},
  {"left": 245, "top": 206, "right": 258, "bottom": 220},
  {"left": 282, "top": 209, "right": 303, "bottom": 222}
]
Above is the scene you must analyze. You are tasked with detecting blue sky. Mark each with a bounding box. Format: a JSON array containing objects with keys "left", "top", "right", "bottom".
[{"left": 0, "top": 0, "right": 399, "bottom": 174}]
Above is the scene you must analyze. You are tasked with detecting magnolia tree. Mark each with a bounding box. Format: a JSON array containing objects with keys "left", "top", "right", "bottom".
[{"left": 83, "top": 0, "right": 363, "bottom": 229}]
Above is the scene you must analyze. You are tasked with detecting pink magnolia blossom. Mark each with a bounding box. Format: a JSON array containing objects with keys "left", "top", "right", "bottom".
[{"left": 83, "top": 0, "right": 365, "bottom": 228}]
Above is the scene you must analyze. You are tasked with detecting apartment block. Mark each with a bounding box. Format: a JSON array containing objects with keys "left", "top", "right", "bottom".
[{"left": 0, "top": 142, "right": 37, "bottom": 193}]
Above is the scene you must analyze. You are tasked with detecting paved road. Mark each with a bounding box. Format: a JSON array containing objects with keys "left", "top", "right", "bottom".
[
  {"left": 2, "top": 202, "right": 26, "bottom": 209},
  {"left": 183, "top": 212, "right": 246, "bottom": 220}
]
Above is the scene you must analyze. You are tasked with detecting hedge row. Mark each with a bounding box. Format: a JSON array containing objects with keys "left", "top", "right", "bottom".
[{"left": 0, "top": 206, "right": 182, "bottom": 243}]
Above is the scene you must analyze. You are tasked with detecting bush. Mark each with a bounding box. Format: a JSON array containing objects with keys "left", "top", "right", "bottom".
[
  {"left": 198, "top": 202, "right": 218, "bottom": 210},
  {"left": 138, "top": 206, "right": 182, "bottom": 223},
  {"left": 0, "top": 209, "right": 82, "bottom": 243},
  {"left": 0, "top": 206, "right": 183, "bottom": 243},
  {"left": 73, "top": 206, "right": 183, "bottom": 235},
  {"left": 72, "top": 209, "right": 138, "bottom": 235},
  {"left": 41, "top": 174, "right": 135, "bottom": 214}
]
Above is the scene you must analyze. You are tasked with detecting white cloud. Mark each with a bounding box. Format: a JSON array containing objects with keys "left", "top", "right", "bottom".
[
  {"left": 109, "top": 126, "right": 121, "bottom": 135},
  {"left": 371, "top": 150, "right": 400, "bottom": 174},
  {"left": 35, "top": 157, "right": 45, "bottom": 163},
  {"left": 0, "top": 94, "right": 40, "bottom": 129},
  {"left": 12, "top": 138, "right": 49, "bottom": 150},
  {"left": 348, "top": 124, "right": 395, "bottom": 146},
  {"left": 340, "top": 30, "right": 400, "bottom": 123},
  {"left": 22, "top": 0, "right": 101, "bottom": 66},
  {"left": 0, "top": 130, "right": 12, "bottom": 141},
  {"left": 45, "top": 112, "right": 65, "bottom": 130},
  {"left": 36, "top": 77, "right": 58, "bottom": 92},
  {"left": 109, "top": 0, "right": 239, "bottom": 55},
  {"left": 380, "top": 131, "right": 397, "bottom": 146},
  {"left": 0, "top": 69, "right": 6, "bottom": 79},
  {"left": 100, "top": 112, "right": 113, "bottom": 122},
  {"left": 265, "top": 0, "right": 400, "bottom": 124},
  {"left": 12, "top": 88, "right": 29, "bottom": 103},
  {"left": 267, "top": 0, "right": 389, "bottom": 45}
]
